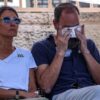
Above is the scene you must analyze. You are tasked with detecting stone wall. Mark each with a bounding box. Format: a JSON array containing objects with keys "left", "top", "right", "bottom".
[{"left": 13, "top": 12, "right": 100, "bottom": 51}]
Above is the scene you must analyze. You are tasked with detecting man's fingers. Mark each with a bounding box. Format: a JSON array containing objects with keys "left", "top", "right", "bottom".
[
  {"left": 64, "top": 32, "right": 70, "bottom": 40},
  {"left": 58, "top": 25, "right": 63, "bottom": 36}
]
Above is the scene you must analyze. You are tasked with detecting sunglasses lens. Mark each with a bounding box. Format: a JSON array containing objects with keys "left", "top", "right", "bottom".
[
  {"left": 3, "top": 17, "right": 10, "bottom": 23},
  {"left": 1, "top": 17, "right": 21, "bottom": 24},
  {"left": 14, "top": 18, "right": 21, "bottom": 24}
]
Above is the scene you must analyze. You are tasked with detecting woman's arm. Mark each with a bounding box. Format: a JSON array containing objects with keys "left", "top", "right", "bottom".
[
  {"left": 28, "top": 68, "right": 37, "bottom": 92},
  {"left": 0, "top": 69, "right": 38, "bottom": 99},
  {"left": 0, "top": 88, "right": 38, "bottom": 99},
  {"left": 0, "top": 88, "right": 16, "bottom": 99}
]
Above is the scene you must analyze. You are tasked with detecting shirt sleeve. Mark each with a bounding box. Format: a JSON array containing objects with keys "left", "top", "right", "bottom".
[
  {"left": 27, "top": 51, "right": 37, "bottom": 69},
  {"left": 31, "top": 42, "right": 49, "bottom": 66},
  {"left": 87, "top": 39, "right": 100, "bottom": 63}
]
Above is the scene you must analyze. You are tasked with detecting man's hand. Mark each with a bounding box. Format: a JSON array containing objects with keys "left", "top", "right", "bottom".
[
  {"left": 76, "top": 25, "right": 90, "bottom": 54},
  {"left": 55, "top": 25, "right": 70, "bottom": 56}
]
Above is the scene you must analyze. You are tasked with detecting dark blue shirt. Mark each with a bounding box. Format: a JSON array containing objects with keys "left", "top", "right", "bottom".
[{"left": 31, "top": 35, "right": 100, "bottom": 98}]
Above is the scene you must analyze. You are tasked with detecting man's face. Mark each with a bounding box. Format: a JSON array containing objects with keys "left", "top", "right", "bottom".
[
  {"left": 57, "top": 9, "right": 79, "bottom": 30},
  {"left": 54, "top": 9, "right": 80, "bottom": 49}
]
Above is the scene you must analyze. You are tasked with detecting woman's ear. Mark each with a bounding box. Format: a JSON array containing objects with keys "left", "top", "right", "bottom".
[{"left": 53, "top": 19, "right": 59, "bottom": 30}]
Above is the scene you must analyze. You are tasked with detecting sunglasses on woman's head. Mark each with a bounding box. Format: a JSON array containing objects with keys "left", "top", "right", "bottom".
[{"left": 0, "top": 16, "right": 21, "bottom": 25}]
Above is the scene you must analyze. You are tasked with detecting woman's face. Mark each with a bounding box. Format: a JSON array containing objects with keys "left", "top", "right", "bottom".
[{"left": 0, "top": 10, "right": 20, "bottom": 38}]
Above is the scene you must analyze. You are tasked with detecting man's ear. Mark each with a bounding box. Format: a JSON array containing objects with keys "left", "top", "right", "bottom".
[{"left": 53, "top": 19, "right": 59, "bottom": 30}]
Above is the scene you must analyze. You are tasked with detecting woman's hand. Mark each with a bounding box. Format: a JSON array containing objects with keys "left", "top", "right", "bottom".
[{"left": 19, "top": 90, "right": 39, "bottom": 98}]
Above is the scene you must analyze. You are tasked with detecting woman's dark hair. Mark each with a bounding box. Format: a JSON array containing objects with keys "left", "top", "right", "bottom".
[
  {"left": 0, "top": 6, "right": 18, "bottom": 17},
  {"left": 54, "top": 3, "right": 80, "bottom": 22}
]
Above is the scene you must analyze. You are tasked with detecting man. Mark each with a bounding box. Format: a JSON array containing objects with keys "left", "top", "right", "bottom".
[{"left": 32, "top": 3, "right": 100, "bottom": 100}]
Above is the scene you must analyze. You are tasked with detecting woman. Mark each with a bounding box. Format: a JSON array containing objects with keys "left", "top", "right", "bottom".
[{"left": 0, "top": 6, "right": 38, "bottom": 99}]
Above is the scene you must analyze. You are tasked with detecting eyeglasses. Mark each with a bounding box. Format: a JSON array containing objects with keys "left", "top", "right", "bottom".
[{"left": 0, "top": 16, "right": 21, "bottom": 25}]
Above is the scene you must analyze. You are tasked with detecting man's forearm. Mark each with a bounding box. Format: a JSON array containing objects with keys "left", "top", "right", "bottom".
[
  {"left": 83, "top": 51, "right": 100, "bottom": 84},
  {"left": 39, "top": 51, "right": 65, "bottom": 93}
]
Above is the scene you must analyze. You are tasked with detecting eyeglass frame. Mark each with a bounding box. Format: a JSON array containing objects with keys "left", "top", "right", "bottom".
[{"left": 0, "top": 16, "right": 21, "bottom": 25}]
